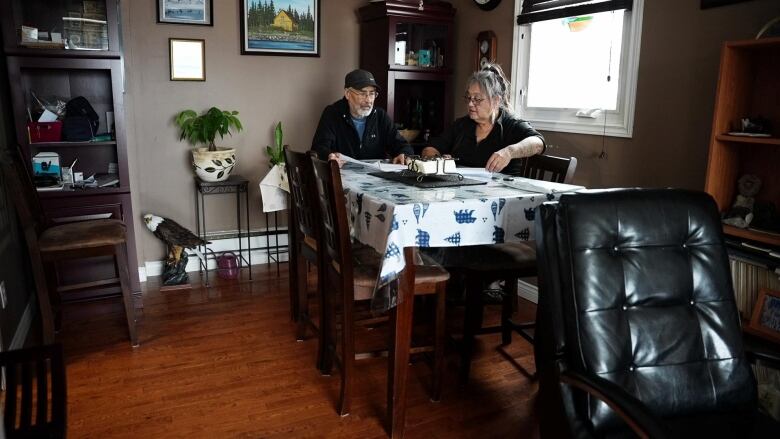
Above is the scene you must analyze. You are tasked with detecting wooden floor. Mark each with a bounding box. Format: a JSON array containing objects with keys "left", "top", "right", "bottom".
[{"left": 58, "top": 263, "right": 540, "bottom": 438}]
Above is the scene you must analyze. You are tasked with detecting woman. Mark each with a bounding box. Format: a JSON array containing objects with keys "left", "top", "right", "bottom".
[{"left": 422, "top": 63, "right": 545, "bottom": 174}]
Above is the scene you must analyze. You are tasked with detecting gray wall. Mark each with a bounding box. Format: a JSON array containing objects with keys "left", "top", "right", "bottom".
[{"left": 123, "top": 0, "right": 780, "bottom": 268}]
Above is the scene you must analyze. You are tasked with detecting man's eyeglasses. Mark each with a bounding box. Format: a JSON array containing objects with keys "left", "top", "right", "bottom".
[
  {"left": 350, "top": 89, "right": 379, "bottom": 100},
  {"left": 463, "top": 94, "right": 486, "bottom": 105}
]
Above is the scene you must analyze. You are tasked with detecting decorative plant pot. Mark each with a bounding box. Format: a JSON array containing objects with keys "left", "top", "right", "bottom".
[{"left": 191, "top": 147, "right": 236, "bottom": 182}]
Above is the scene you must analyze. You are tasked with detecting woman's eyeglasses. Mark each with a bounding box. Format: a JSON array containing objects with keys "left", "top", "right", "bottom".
[
  {"left": 350, "top": 89, "right": 379, "bottom": 99},
  {"left": 463, "top": 94, "right": 486, "bottom": 105}
]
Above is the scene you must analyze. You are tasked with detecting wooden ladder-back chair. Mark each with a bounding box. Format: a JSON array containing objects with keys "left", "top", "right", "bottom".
[
  {"left": 457, "top": 154, "right": 577, "bottom": 383},
  {"left": 1, "top": 343, "right": 67, "bottom": 439},
  {"left": 283, "top": 146, "right": 327, "bottom": 370},
  {"left": 310, "top": 155, "right": 449, "bottom": 419},
  {"left": 0, "top": 146, "right": 137, "bottom": 346}
]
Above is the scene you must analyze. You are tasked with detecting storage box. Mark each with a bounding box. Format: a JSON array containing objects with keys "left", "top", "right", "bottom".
[
  {"left": 27, "top": 121, "right": 63, "bottom": 143},
  {"left": 32, "top": 152, "right": 61, "bottom": 177}
]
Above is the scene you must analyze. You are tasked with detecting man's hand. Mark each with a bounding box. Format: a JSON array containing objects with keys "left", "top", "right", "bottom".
[
  {"left": 486, "top": 148, "right": 512, "bottom": 173},
  {"left": 391, "top": 154, "right": 408, "bottom": 165},
  {"left": 328, "top": 152, "right": 345, "bottom": 168}
]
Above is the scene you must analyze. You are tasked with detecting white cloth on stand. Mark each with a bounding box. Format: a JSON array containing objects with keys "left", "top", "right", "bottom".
[{"left": 259, "top": 164, "right": 289, "bottom": 212}]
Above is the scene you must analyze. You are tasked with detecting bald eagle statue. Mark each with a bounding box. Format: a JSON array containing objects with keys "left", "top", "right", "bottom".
[{"left": 143, "top": 214, "right": 208, "bottom": 286}]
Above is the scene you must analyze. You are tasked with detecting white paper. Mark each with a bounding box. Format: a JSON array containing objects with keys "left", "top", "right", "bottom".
[{"left": 38, "top": 109, "right": 58, "bottom": 122}]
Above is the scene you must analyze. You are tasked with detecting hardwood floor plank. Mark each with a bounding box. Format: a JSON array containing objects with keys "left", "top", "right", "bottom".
[{"left": 57, "top": 263, "right": 540, "bottom": 438}]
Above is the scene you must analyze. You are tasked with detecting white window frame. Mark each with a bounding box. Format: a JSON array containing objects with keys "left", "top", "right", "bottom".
[{"left": 510, "top": 0, "right": 644, "bottom": 138}]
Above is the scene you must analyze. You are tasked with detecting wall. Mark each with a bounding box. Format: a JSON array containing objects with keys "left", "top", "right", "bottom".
[
  {"left": 450, "top": 0, "right": 780, "bottom": 188},
  {"left": 125, "top": 0, "right": 779, "bottom": 268},
  {"left": 121, "top": 0, "right": 365, "bottom": 266}
]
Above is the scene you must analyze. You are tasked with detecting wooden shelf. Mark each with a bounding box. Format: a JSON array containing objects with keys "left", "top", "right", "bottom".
[
  {"left": 389, "top": 65, "right": 453, "bottom": 74},
  {"left": 37, "top": 186, "right": 128, "bottom": 199},
  {"left": 4, "top": 47, "right": 121, "bottom": 59},
  {"left": 29, "top": 140, "right": 117, "bottom": 148},
  {"left": 723, "top": 224, "right": 780, "bottom": 247},
  {"left": 715, "top": 134, "right": 780, "bottom": 146}
]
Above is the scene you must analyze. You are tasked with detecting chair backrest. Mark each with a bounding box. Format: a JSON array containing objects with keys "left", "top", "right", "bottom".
[
  {"left": 515, "top": 154, "right": 577, "bottom": 183},
  {"left": 0, "top": 146, "right": 47, "bottom": 233},
  {"left": 283, "top": 146, "right": 321, "bottom": 242},
  {"left": 1, "top": 147, "right": 56, "bottom": 344},
  {"left": 1, "top": 344, "right": 67, "bottom": 438},
  {"left": 535, "top": 189, "right": 755, "bottom": 435},
  {"left": 310, "top": 155, "right": 354, "bottom": 290}
]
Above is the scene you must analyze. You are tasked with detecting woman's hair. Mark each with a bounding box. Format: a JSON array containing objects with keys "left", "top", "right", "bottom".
[{"left": 467, "top": 63, "right": 511, "bottom": 110}]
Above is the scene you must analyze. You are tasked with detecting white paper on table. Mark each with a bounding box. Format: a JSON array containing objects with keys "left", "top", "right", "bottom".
[
  {"left": 502, "top": 178, "right": 585, "bottom": 194},
  {"left": 457, "top": 167, "right": 494, "bottom": 179},
  {"left": 259, "top": 164, "right": 289, "bottom": 212}
]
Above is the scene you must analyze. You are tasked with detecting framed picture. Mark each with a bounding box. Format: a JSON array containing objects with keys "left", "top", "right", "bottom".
[
  {"left": 747, "top": 288, "right": 780, "bottom": 344},
  {"left": 240, "top": 0, "right": 320, "bottom": 57},
  {"left": 158, "top": 0, "right": 213, "bottom": 26},
  {"left": 700, "top": 0, "right": 753, "bottom": 9},
  {"left": 170, "top": 38, "right": 205, "bottom": 81}
]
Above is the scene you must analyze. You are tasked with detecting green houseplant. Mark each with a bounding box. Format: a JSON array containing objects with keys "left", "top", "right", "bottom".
[
  {"left": 266, "top": 122, "right": 285, "bottom": 168},
  {"left": 175, "top": 107, "right": 243, "bottom": 182}
]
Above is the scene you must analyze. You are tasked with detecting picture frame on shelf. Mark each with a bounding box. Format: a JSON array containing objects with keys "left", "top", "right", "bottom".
[
  {"left": 158, "top": 0, "right": 213, "bottom": 26},
  {"left": 240, "top": 0, "right": 320, "bottom": 57},
  {"left": 169, "top": 38, "right": 205, "bottom": 81},
  {"left": 747, "top": 288, "right": 780, "bottom": 344}
]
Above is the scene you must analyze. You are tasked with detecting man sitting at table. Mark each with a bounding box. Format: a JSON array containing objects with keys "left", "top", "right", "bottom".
[
  {"left": 311, "top": 69, "right": 413, "bottom": 166},
  {"left": 421, "top": 63, "right": 544, "bottom": 174}
]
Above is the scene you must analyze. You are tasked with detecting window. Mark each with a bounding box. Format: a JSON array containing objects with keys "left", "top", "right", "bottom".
[{"left": 511, "top": 0, "right": 644, "bottom": 137}]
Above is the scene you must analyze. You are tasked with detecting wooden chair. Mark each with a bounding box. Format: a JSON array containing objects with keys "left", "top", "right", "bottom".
[
  {"left": 283, "top": 146, "right": 327, "bottom": 370},
  {"left": 310, "top": 155, "right": 449, "bottom": 417},
  {"left": 1, "top": 147, "right": 138, "bottom": 347},
  {"left": 1, "top": 343, "right": 67, "bottom": 439},
  {"left": 457, "top": 154, "right": 577, "bottom": 383}
]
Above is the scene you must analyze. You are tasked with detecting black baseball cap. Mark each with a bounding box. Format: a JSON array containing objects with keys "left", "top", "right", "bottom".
[{"left": 344, "top": 69, "right": 380, "bottom": 91}]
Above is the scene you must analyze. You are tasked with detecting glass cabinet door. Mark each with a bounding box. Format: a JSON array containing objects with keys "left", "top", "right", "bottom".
[
  {"left": 3, "top": 0, "right": 116, "bottom": 53},
  {"left": 393, "top": 21, "right": 449, "bottom": 69}
]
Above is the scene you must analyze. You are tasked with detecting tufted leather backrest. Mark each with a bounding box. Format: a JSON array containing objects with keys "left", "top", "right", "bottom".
[{"left": 538, "top": 189, "right": 756, "bottom": 434}]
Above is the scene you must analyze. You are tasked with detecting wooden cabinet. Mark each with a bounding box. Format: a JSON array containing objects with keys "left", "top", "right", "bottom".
[
  {"left": 704, "top": 37, "right": 780, "bottom": 249},
  {"left": 357, "top": 1, "right": 456, "bottom": 151},
  {"left": 1, "top": 0, "right": 141, "bottom": 297}
]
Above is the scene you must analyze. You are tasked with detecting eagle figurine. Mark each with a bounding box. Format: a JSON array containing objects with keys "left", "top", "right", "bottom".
[{"left": 144, "top": 213, "right": 210, "bottom": 265}]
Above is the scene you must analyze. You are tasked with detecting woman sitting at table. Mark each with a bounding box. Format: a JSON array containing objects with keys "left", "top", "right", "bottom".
[{"left": 421, "top": 63, "right": 545, "bottom": 174}]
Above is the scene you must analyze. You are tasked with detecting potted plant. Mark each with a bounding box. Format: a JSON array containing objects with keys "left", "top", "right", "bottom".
[
  {"left": 175, "top": 107, "right": 243, "bottom": 182},
  {"left": 266, "top": 122, "right": 285, "bottom": 168}
]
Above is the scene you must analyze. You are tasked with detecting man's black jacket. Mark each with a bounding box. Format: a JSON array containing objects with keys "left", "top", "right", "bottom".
[{"left": 311, "top": 98, "right": 413, "bottom": 160}]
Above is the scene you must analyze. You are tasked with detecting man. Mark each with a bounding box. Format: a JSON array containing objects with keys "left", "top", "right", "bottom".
[{"left": 311, "top": 69, "right": 412, "bottom": 165}]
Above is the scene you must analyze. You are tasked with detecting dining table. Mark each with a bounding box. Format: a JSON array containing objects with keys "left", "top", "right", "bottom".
[{"left": 338, "top": 160, "right": 584, "bottom": 437}]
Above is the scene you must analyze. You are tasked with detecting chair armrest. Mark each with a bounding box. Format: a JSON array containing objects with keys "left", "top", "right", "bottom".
[{"left": 559, "top": 369, "right": 670, "bottom": 439}]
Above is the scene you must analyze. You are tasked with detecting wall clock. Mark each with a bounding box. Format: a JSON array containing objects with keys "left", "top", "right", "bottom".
[
  {"left": 473, "top": 0, "right": 501, "bottom": 11},
  {"left": 475, "top": 31, "right": 497, "bottom": 71}
]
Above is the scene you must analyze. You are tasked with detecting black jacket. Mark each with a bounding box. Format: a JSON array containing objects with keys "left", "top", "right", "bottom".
[{"left": 311, "top": 98, "right": 413, "bottom": 160}]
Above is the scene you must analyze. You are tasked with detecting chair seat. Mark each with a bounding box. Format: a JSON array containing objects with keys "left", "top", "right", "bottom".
[
  {"left": 601, "top": 410, "right": 780, "bottom": 439},
  {"left": 352, "top": 249, "right": 450, "bottom": 301},
  {"left": 39, "top": 219, "right": 126, "bottom": 253},
  {"left": 444, "top": 242, "right": 536, "bottom": 273}
]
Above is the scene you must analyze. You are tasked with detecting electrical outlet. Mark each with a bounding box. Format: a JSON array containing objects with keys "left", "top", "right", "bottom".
[{"left": 0, "top": 281, "right": 6, "bottom": 309}]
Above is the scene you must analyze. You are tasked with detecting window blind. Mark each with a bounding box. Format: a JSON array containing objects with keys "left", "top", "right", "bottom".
[{"left": 517, "top": 0, "right": 633, "bottom": 25}]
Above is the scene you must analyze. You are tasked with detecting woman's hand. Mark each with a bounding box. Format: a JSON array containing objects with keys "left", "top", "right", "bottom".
[
  {"left": 392, "top": 153, "right": 408, "bottom": 165},
  {"left": 486, "top": 148, "right": 511, "bottom": 172}
]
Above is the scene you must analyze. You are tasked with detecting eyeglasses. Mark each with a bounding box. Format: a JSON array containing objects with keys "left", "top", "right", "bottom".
[
  {"left": 350, "top": 88, "right": 379, "bottom": 100},
  {"left": 463, "top": 94, "right": 486, "bottom": 105}
]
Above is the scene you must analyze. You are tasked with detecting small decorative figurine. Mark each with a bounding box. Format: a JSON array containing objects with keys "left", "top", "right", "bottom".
[
  {"left": 723, "top": 174, "right": 762, "bottom": 229},
  {"left": 143, "top": 213, "right": 208, "bottom": 286}
]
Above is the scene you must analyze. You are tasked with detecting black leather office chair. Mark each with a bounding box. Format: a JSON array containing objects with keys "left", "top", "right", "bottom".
[{"left": 534, "top": 188, "right": 780, "bottom": 438}]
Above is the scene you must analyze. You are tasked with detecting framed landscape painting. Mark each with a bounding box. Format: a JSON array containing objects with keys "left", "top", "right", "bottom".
[
  {"left": 158, "top": 0, "right": 213, "bottom": 26},
  {"left": 240, "top": 0, "right": 320, "bottom": 56}
]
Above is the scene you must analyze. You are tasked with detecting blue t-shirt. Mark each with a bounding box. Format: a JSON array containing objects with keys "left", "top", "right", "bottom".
[{"left": 351, "top": 116, "right": 366, "bottom": 146}]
